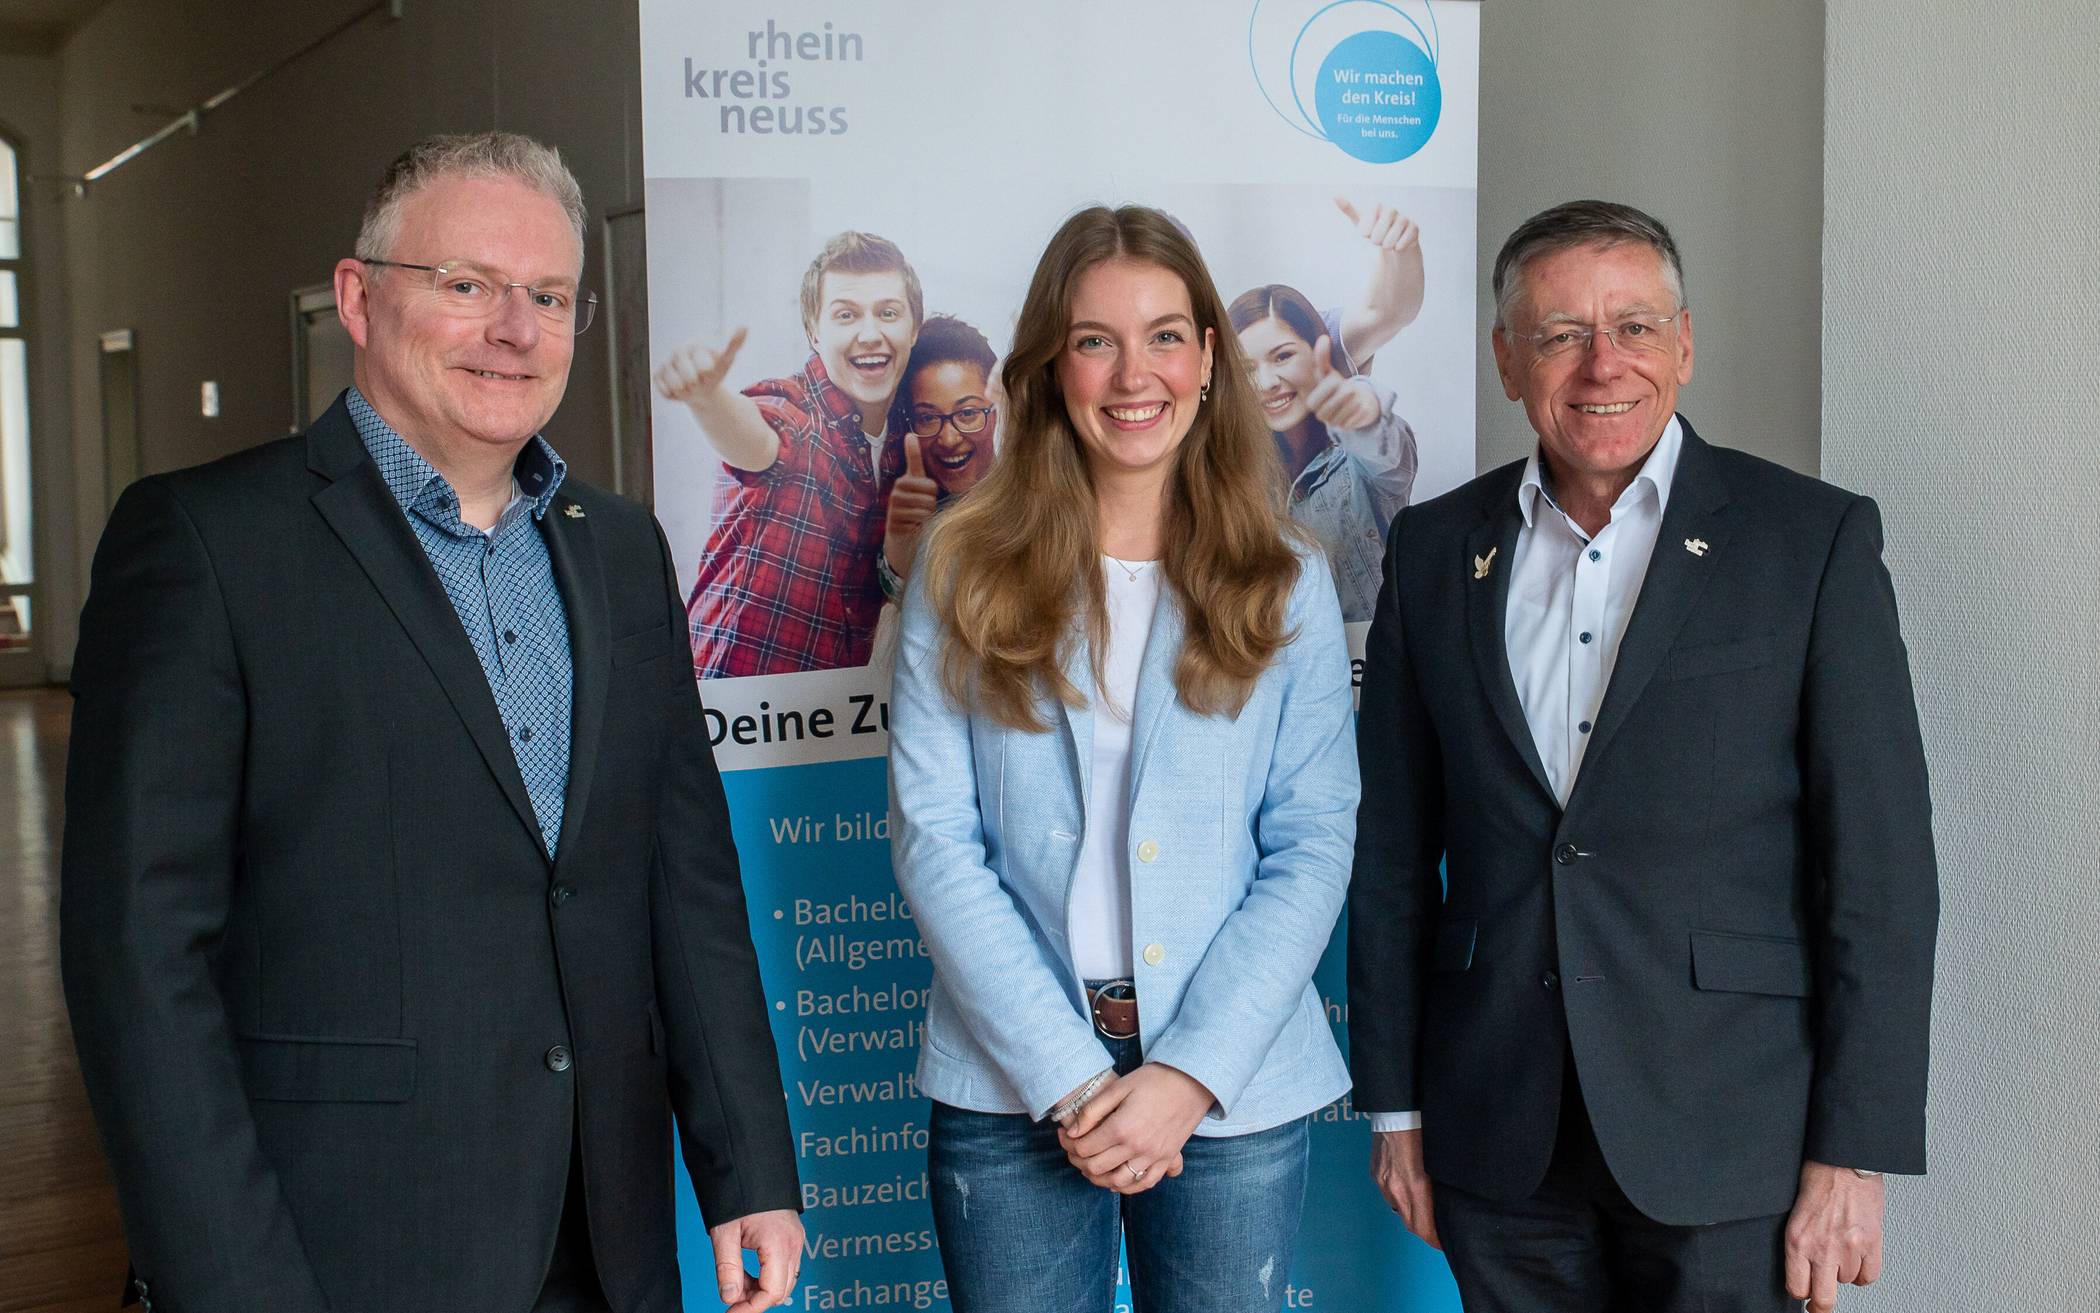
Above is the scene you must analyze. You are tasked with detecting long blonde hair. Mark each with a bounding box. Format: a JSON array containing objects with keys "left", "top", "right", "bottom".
[{"left": 918, "top": 205, "right": 1301, "bottom": 732}]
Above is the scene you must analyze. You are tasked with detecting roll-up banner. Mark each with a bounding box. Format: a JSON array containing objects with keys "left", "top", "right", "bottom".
[{"left": 637, "top": 4, "right": 1477, "bottom": 1307}]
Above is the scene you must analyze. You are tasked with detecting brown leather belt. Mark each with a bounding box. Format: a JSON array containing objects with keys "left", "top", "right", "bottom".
[{"left": 1089, "top": 980, "right": 1140, "bottom": 1040}]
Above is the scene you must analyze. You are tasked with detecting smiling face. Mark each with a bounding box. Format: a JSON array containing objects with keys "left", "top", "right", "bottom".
[
  {"left": 906, "top": 359, "right": 997, "bottom": 495},
  {"left": 1236, "top": 313, "right": 1321, "bottom": 434},
  {"left": 1491, "top": 240, "right": 1694, "bottom": 490},
  {"left": 810, "top": 268, "right": 918, "bottom": 431},
  {"left": 1055, "top": 258, "right": 1214, "bottom": 493},
  {"left": 344, "top": 173, "right": 581, "bottom": 462}
]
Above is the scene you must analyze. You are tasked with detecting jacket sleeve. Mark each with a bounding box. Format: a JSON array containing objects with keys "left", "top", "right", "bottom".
[
  {"left": 885, "top": 570, "right": 1113, "bottom": 1118},
  {"left": 1144, "top": 554, "right": 1360, "bottom": 1117},
  {"left": 1798, "top": 495, "right": 1939, "bottom": 1173},
  {"left": 649, "top": 521, "right": 803, "bottom": 1225},
  {"left": 60, "top": 479, "right": 334, "bottom": 1312},
  {"left": 1345, "top": 507, "right": 1445, "bottom": 1114},
  {"left": 1334, "top": 380, "right": 1419, "bottom": 521}
]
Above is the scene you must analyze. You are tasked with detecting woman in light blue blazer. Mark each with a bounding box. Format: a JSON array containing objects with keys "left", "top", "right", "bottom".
[{"left": 888, "top": 205, "right": 1360, "bottom": 1313}]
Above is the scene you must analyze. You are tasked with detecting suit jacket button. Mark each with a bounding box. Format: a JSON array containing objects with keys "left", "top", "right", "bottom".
[
  {"left": 545, "top": 1045, "right": 573, "bottom": 1072},
  {"left": 1142, "top": 943, "right": 1166, "bottom": 966},
  {"left": 1540, "top": 971, "right": 1560, "bottom": 990},
  {"left": 1554, "top": 843, "right": 1579, "bottom": 865},
  {"left": 550, "top": 883, "right": 575, "bottom": 907},
  {"left": 1136, "top": 840, "right": 1160, "bottom": 863}
]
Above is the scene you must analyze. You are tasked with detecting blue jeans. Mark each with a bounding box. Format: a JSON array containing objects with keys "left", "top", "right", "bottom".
[{"left": 928, "top": 1031, "right": 1311, "bottom": 1313}]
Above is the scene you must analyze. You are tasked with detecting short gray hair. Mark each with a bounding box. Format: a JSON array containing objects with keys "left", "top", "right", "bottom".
[
  {"left": 1492, "top": 200, "right": 1685, "bottom": 328},
  {"left": 354, "top": 131, "right": 586, "bottom": 264}
]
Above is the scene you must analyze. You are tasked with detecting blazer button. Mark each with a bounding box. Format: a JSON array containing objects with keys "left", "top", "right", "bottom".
[
  {"left": 550, "top": 883, "right": 576, "bottom": 907},
  {"left": 1136, "top": 840, "right": 1160, "bottom": 863},
  {"left": 544, "top": 1045, "right": 573, "bottom": 1072},
  {"left": 1143, "top": 943, "right": 1166, "bottom": 966},
  {"left": 1554, "top": 843, "right": 1580, "bottom": 865},
  {"left": 1540, "top": 971, "right": 1561, "bottom": 991}
]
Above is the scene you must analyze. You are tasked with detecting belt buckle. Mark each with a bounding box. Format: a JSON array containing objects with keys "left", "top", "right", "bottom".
[{"left": 1089, "top": 979, "right": 1140, "bottom": 1041}]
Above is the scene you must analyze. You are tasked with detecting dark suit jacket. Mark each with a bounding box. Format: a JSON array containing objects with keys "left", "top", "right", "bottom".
[
  {"left": 60, "top": 395, "right": 799, "bottom": 1313},
  {"left": 1347, "top": 418, "right": 1938, "bottom": 1226}
]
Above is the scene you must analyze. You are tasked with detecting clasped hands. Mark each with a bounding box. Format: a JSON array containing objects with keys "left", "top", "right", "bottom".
[{"left": 1055, "top": 1062, "right": 1213, "bottom": 1195}]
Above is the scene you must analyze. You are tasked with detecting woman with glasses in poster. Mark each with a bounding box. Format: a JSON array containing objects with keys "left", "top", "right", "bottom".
[
  {"left": 887, "top": 205, "right": 1358, "bottom": 1313},
  {"left": 876, "top": 314, "right": 1001, "bottom": 604}
]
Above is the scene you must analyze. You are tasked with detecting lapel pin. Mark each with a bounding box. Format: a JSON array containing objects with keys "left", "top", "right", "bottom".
[
  {"left": 1684, "top": 538, "right": 1708, "bottom": 557},
  {"left": 1473, "top": 546, "right": 1498, "bottom": 580},
  {"left": 563, "top": 504, "right": 586, "bottom": 519}
]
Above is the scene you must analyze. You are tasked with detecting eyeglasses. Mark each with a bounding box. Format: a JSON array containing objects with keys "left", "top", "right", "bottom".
[
  {"left": 907, "top": 403, "right": 995, "bottom": 438},
  {"left": 362, "top": 258, "right": 598, "bottom": 334},
  {"left": 1519, "top": 313, "right": 1681, "bottom": 361}
]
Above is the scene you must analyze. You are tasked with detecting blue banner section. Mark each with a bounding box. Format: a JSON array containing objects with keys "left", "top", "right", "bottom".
[{"left": 673, "top": 757, "right": 1459, "bottom": 1311}]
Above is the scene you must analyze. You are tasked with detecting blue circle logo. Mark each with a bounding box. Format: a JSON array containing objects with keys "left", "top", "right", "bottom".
[
  {"left": 1249, "top": 1, "right": 1446, "bottom": 164},
  {"left": 1312, "top": 30, "right": 1441, "bottom": 163}
]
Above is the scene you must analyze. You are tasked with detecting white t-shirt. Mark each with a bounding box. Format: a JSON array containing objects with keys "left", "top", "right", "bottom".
[{"left": 1068, "top": 557, "right": 1163, "bottom": 980}]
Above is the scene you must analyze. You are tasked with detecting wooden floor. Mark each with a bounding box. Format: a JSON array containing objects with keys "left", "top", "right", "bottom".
[{"left": 0, "top": 687, "right": 128, "bottom": 1313}]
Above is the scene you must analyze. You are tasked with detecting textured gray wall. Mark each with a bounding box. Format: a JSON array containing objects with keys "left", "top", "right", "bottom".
[
  {"left": 1477, "top": 0, "right": 1824, "bottom": 476},
  {"left": 1823, "top": 1, "right": 2100, "bottom": 1305}
]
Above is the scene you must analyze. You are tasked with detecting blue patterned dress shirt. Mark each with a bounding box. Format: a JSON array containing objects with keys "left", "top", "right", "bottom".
[{"left": 348, "top": 387, "right": 574, "bottom": 858}]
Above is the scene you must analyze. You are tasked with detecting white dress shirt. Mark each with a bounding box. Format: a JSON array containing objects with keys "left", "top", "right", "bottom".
[
  {"left": 1367, "top": 417, "right": 1684, "bottom": 1134},
  {"left": 1068, "top": 557, "right": 1162, "bottom": 980}
]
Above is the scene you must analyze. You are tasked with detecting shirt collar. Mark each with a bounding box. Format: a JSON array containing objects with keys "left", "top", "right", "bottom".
[
  {"left": 1517, "top": 413, "right": 1684, "bottom": 530},
  {"left": 347, "top": 386, "right": 568, "bottom": 524},
  {"left": 1282, "top": 433, "right": 1349, "bottom": 499},
  {"left": 800, "top": 352, "right": 880, "bottom": 433}
]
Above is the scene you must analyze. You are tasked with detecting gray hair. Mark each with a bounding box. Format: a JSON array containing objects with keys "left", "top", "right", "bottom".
[
  {"left": 1492, "top": 200, "right": 1685, "bottom": 328},
  {"left": 354, "top": 131, "right": 586, "bottom": 264}
]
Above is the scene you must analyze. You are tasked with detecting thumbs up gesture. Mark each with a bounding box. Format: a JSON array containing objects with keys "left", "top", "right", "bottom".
[
  {"left": 1301, "top": 334, "right": 1381, "bottom": 431},
  {"left": 1334, "top": 196, "right": 1421, "bottom": 254},
  {"left": 655, "top": 326, "right": 749, "bottom": 404},
  {"left": 882, "top": 432, "right": 942, "bottom": 579}
]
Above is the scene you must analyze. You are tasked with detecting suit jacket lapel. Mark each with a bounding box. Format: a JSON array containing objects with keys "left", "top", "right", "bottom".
[
  {"left": 1573, "top": 423, "right": 1734, "bottom": 788},
  {"left": 1125, "top": 586, "right": 1186, "bottom": 799},
  {"left": 1466, "top": 488, "right": 1555, "bottom": 803},
  {"left": 541, "top": 495, "right": 608, "bottom": 874},
  {"left": 304, "top": 401, "right": 546, "bottom": 858},
  {"left": 1056, "top": 633, "right": 1095, "bottom": 819}
]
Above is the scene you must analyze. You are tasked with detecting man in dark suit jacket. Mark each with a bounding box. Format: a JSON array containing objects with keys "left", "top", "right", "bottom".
[
  {"left": 61, "top": 132, "right": 801, "bottom": 1313},
  {"left": 1348, "top": 201, "right": 1937, "bottom": 1313}
]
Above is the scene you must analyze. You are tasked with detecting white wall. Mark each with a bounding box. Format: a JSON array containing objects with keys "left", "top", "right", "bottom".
[
  {"left": 1477, "top": 0, "right": 1824, "bottom": 475},
  {"left": 1823, "top": 1, "right": 2100, "bottom": 1306}
]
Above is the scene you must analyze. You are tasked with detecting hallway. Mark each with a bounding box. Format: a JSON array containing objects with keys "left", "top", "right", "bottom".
[{"left": 0, "top": 687, "right": 127, "bottom": 1313}]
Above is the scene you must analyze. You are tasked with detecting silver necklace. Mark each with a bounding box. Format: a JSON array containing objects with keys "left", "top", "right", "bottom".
[{"left": 1105, "top": 555, "right": 1153, "bottom": 584}]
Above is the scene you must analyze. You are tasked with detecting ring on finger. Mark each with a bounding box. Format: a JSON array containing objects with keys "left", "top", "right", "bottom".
[{"left": 1127, "top": 1162, "right": 1147, "bottom": 1182}]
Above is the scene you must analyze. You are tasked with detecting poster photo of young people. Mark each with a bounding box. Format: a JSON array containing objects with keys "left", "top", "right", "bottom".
[{"left": 646, "top": 178, "right": 1474, "bottom": 693}]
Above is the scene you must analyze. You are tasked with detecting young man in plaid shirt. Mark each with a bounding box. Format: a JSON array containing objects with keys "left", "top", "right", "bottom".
[{"left": 657, "top": 232, "right": 924, "bottom": 678}]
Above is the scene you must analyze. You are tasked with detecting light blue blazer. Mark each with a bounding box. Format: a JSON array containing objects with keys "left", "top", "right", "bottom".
[{"left": 887, "top": 546, "right": 1359, "bottom": 1136}]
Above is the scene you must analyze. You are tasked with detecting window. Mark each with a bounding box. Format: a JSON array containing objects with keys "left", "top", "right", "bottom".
[{"left": 0, "top": 131, "right": 33, "bottom": 653}]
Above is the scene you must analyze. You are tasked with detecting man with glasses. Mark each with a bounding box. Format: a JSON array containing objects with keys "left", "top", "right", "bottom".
[
  {"left": 1348, "top": 200, "right": 1938, "bottom": 1313},
  {"left": 63, "top": 132, "right": 802, "bottom": 1313}
]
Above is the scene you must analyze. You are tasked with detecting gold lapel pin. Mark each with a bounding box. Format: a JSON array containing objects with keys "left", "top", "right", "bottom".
[
  {"left": 1684, "top": 538, "right": 1708, "bottom": 557},
  {"left": 1473, "top": 546, "right": 1498, "bottom": 580},
  {"left": 563, "top": 504, "right": 586, "bottom": 519}
]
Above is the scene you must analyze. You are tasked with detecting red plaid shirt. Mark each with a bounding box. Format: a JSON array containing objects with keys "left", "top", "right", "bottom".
[{"left": 687, "top": 354, "right": 903, "bottom": 678}]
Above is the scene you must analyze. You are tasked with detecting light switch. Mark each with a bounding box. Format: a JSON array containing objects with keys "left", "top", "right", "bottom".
[{"left": 201, "top": 381, "right": 220, "bottom": 417}]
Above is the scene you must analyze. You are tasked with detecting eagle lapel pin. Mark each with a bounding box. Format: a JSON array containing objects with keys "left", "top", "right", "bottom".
[
  {"left": 1473, "top": 546, "right": 1498, "bottom": 580},
  {"left": 1684, "top": 538, "right": 1708, "bottom": 557},
  {"left": 563, "top": 504, "right": 586, "bottom": 519}
]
